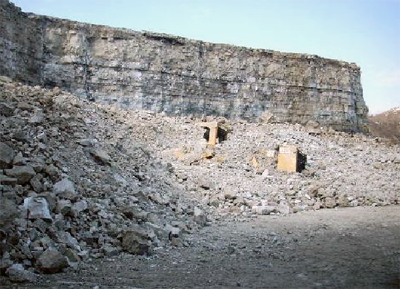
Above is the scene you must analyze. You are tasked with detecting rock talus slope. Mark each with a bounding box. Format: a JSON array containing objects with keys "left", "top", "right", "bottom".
[
  {"left": 0, "top": 77, "right": 208, "bottom": 282},
  {"left": 0, "top": 0, "right": 368, "bottom": 131},
  {"left": 1, "top": 0, "right": 398, "bottom": 285},
  {"left": 0, "top": 77, "right": 399, "bottom": 284}
]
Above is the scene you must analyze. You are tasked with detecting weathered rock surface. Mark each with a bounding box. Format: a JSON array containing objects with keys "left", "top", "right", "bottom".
[
  {"left": 5, "top": 264, "right": 38, "bottom": 283},
  {"left": 90, "top": 148, "right": 111, "bottom": 166},
  {"left": 0, "top": 198, "right": 17, "bottom": 229},
  {"left": 0, "top": 142, "right": 14, "bottom": 168},
  {"left": 194, "top": 207, "right": 207, "bottom": 226},
  {"left": 0, "top": 75, "right": 398, "bottom": 285},
  {"left": 0, "top": 3, "right": 398, "bottom": 282},
  {"left": 53, "top": 178, "right": 76, "bottom": 200},
  {"left": 0, "top": 102, "right": 14, "bottom": 117},
  {"left": 0, "top": 174, "right": 17, "bottom": 185},
  {"left": 0, "top": 0, "right": 368, "bottom": 131},
  {"left": 122, "top": 228, "right": 152, "bottom": 255},
  {"left": 23, "top": 197, "right": 52, "bottom": 221},
  {"left": 0, "top": 1, "right": 43, "bottom": 85},
  {"left": 5, "top": 165, "right": 36, "bottom": 185},
  {"left": 37, "top": 248, "right": 68, "bottom": 273},
  {"left": 0, "top": 80, "right": 206, "bottom": 283}
]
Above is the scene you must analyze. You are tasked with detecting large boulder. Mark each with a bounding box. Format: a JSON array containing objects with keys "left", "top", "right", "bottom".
[
  {"left": 56, "top": 199, "right": 72, "bottom": 215},
  {"left": 0, "top": 102, "right": 14, "bottom": 117},
  {"left": 0, "top": 75, "right": 12, "bottom": 83},
  {"left": 253, "top": 205, "right": 277, "bottom": 215},
  {"left": 53, "top": 178, "right": 77, "bottom": 200},
  {"left": 122, "top": 227, "right": 152, "bottom": 255},
  {"left": 0, "top": 197, "right": 18, "bottom": 229},
  {"left": 0, "top": 174, "right": 18, "bottom": 185},
  {"left": 37, "top": 247, "right": 68, "bottom": 273},
  {"left": 56, "top": 231, "right": 81, "bottom": 252},
  {"left": 23, "top": 197, "right": 52, "bottom": 221},
  {"left": 0, "top": 256, "right": 13, "bottom": 275},
  {"left": 71, "top": 200, "right": 88, "bottom": 217},
  {"left": 0, "top": 142, "right": 15, "bottom": 169},
  {"left": 6, "top": 264, "right": 38, "bottom": 283},
  {"left": 90, "top": 148, "right": 111, "bottom": 165},
  {"left": 193, "top": 207, "right": 207, "bottom": 226},
  {"left": 29, "top": 173, "right": 44, "bottom": 192},
  {"left": 5, "top": 165, "right": 36, "bottom": 185}
]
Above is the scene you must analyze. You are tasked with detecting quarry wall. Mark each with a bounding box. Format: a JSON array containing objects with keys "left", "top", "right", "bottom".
[{"left": 0, "top": 0, "right": 368, "bottom": 131}]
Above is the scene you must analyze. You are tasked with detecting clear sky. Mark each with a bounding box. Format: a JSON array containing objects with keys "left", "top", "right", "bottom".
[{"left": 11, "top": 0, "right": 400, "bottom": 114}]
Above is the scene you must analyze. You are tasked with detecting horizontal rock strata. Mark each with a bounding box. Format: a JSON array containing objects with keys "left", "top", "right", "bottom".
[{"left": 0, "top": 0, "right": 368, "bottom": 131}]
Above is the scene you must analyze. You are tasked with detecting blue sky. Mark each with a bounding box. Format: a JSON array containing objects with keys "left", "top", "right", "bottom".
[{"left": 11, "top": 0, "right": 400, "bottom": 114}]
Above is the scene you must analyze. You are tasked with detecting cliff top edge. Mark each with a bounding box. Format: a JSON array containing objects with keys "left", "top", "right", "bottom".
[{"left": 5, "top": 0, "right": 360, "bottom": 70}]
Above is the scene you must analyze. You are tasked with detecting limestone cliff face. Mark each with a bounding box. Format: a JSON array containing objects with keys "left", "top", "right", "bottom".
[
  {"left": 0, "top": 0, "right": 43, "bottom": 84},
  {"left": 0, "top": 0, "right": 368, "bottom": 131}
]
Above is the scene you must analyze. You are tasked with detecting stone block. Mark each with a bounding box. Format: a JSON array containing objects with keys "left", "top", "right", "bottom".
[
  {"left": 198, "top": 121, "right": 219, "bottom": 146},
  {"left": 277, "top": 145, "right": 306, "bottom": 173},
  {"left": 23, "top": 197, "right": 52, "bottom": 221}
]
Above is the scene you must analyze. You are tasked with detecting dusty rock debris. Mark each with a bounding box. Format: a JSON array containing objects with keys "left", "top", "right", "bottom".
[{"left": 0, "top": 78, "right": 399, "bottom": 288}]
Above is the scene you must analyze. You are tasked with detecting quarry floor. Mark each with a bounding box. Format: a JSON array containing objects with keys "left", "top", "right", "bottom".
[{"left": 29, "top": 206, "right": 399, "bottom": 289}]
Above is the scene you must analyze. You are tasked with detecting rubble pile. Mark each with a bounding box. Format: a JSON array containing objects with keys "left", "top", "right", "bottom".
[
  {"left": 155, "top": 121, "right": 400, "bottom": 219},
  {"left": 1, "top": 76, "right": 399, "bottom": 283},
  {"left": 0, "top": 77, "right": 206, "bottom": 282},
  {"left": 107, "top": 106, "right": 400, "bottom": 220}
]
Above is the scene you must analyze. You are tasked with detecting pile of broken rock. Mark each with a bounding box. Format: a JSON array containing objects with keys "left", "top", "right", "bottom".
[
  {"left": 1, "top": 75, "right": 399, "bottom": 284},
  {"left": 0, "top": 76, "right": 206, "bottom": 283}
]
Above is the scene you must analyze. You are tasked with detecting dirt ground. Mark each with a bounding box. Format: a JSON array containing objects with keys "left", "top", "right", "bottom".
[{"left": 16, "top": 206, "right": 400, "bottom": 288}]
